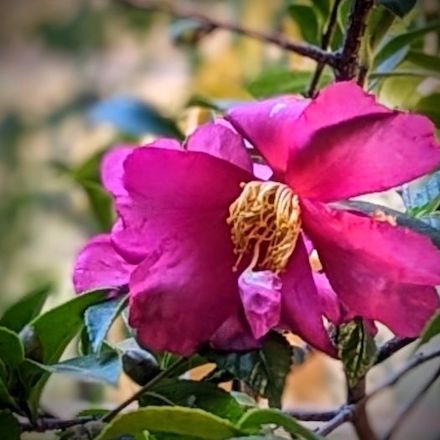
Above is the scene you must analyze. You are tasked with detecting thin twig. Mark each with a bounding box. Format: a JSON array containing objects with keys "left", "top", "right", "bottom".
[
  {"left": 366, "top": 348, "right": 440, "bottom": 404},
  {"left": 118, "top": 0, "right": 337, "bottom": 67},
  {"left": 308, "top": 0, "right": 342, "bottom": 97},
  {"left": 316, "top": 405, "right": 353, "bottom": 436},
  {"left": 20, "top": 416, "right": 97, "bottom": 432},
  {"left": 383, "top": 363, "right": 440, "bottom": 440},
  {"left": 101, "top": 357, "right": 187, "bottom": 422},
  {"left": 284, "top": 409, "right": 339, "bottom": 422},
  {"left": 375, "top": 337, "right": 416, "bottom": 365},
  {"left": 336, "top": 0, "right": 375, "bottom": 80}
]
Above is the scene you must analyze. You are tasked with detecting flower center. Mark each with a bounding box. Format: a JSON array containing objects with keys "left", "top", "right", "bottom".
[{"left": 227, "top": 181, "right": 302, "bottom": 274}]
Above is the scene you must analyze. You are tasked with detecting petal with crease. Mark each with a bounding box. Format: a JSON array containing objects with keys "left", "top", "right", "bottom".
[
  {"left": 73, "top": 234, "right": 134, "bottom": 293},
  {"left": 285, "top": 82, "right": 440, "bottom": 201},
  {"left": 302, "top": 199, "right": 440, "bottom": 336},
  {"left": 280, "top": 236, "right": 336, "bottom": 356},
  {"left": 226, "top": 96, "right": 309, "bottom": 177}
]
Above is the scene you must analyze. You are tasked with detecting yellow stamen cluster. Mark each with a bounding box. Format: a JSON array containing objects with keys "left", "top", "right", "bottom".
[{"left": 227, "top": 181, "right": 302, "bottom": 273}]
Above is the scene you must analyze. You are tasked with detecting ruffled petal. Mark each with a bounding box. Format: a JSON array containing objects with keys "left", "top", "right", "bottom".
[
  {"left": 186, "top": 122, "right": 253, "bottom": 172},
  {"left": 239, "top": 270, "right": 282, "bottom": 339},
  {"left": 73, "top": 234, "right": 134, "bottom": 293},
  {"left": 124, "top": 147, "right": 253, "bottom": 355},
  {"left": 226, "top": 96, "right": 309, "bottom": 177},
  {"left": 302, "top": 199, "right": 440, "bottom": 335},
  {"left": 280, "top": 236, "right": 336, "bottom": 356},
  {"left": 285, "top": 81, "right": 440, "bottom": 201},
  {"left": 101, "top": 146, "right": 135, "bottom": 198}
]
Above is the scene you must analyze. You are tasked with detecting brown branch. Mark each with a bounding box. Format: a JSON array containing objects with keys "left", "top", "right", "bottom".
[
  {"left": 336, "top": 0, "right": 375, "bottom": 80},
  {"left": 375, "top": 337, "right": 416, "bottom": 365},
  {"left": 118, "top": 0, "right": 337, "bottom": 67},
  {"left": 284, "top": 409, "right": 339, "bottom": 422},
  {"left": 101, "top": 356, "right": 187, "bottom": 423},
  {"left": 308, "top": 0, "right": 343, "bottom": 97},
  {"left": 316, "top": 405, "right": 354, "bottom": 436},
  {"left": 347, "top": 378, "right": 379, "bottom": 440},
  {"left": 383, "top": 364, "right": 440, "bottom": 440},
  {"left": 20, "top": 416, "right": 97, "bottom": 432}
]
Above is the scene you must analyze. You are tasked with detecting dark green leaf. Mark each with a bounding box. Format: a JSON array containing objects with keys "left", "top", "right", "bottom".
[
  {"left": 95, "top": 406, "right": 243, "bottom": 440},
  {"left": 139, "top": 379, "right": 245, "bottom": 422},
  {"left": 406, "top": 51, "right": 440, "bottom": 73},
  {"left": 332, "top": 200, "right": 440, "bottom": 247},
  {"left": 21, "top": 289, "right": 108, "bottom": 364},
  {"left": 19, "top": 289, "right": 108, "bottom": 412},
  {"left": 0, "top": 327, "right": 24, "bottom": 368},
  {"left": 378, "top": 0, "right": 417, "bottom": 17},
  {"left": 205, "top": 332, "right": 293, "bottom": 408},
  {"left": 0, "top": 410, "right": 21, "bottom": 440},
  {"left": 238, "top": 408, "right": 322, "bottom": 440},
  {"left": 82, "top": 180, "right": 114, "bottom": 232},
  {"left": 415, "top": 93, "right": 440, "bottom": 127},
  {"left": 338, "top": 320, "right": 377, "bottom": 388},
  {"left": 287, "top": 4, "right": 320, "bottom": 44},
  {"left": 89, "top": 97, "right": 183, "bottom": 139},
  {"left": 418, "top": 311, "right": 440, "bottom": 348},
  {"left": 375, "top": 21, "right": 440, "bottom": 68},
  {"left": 366, "top": 5, "right": 396, "bottom": 53},
  {"left": 369, "top": 69, "right": 440, "bottom": 79},
  {"left": 246, "top": 69, "right": 331, "bottom": 99},
  {"left": 0, "top": 375, "right": 17, "bottom": 410},
  {"left": 85, "top": 295, "right": 128, "bottom": 354},
  {"left": 40, "top": 349, "right": 122, "bottom": 386},
  {"left": 0, "top": 283, "right": 52, "bottom": 333}
]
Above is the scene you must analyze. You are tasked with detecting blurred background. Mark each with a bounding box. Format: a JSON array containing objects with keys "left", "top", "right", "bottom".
[{"left": 0, "top": 0, "right": 439, "bottom": 438}]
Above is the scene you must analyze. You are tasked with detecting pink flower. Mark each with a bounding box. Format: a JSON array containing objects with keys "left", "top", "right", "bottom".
[
  {"left": 226, "top": 81, "right": 440, "bottom": 339},
  {"left": 73, "top": 122, "right": 337, "bottom": 356},
  {"left": 74, "top": 81, "right": 440, "bottom": 357}
]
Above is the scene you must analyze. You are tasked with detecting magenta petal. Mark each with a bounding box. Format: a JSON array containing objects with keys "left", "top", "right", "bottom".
[
  {"left": 302, "top": 199, "right": 440, "bottom": 336},
  {"left": 123, "top": 147, "right": 253, "bottom": 355},
  {"left": 239, "top": 270, "right": 282, "bottom": 339},
  {"left": 312, "top": 271, "right": 344, "bottom": 325},
  {"left": 101, "top": 146, "right": 135, "bottom": 198},
  {"left": 186, "top": 122, "right": 253, "bottom": 172},
  {"left": 226, "top": 96, "right": 309, "bottom": 177},
  {"left": 73, "top": 234, "right": 134, "bottom": 293},
  {"left": 285, "top": 81, "right": 440, "bottom": 201},
  {"left": 280, "top": 236, "right": 336, "bottom": 356},
  {"left": 211, "top": 308, "right": 261, "bottom": 351}
]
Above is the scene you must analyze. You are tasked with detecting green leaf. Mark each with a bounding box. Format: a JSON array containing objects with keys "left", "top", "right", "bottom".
[
  {"left": 406, "top": 51, "right": 440, "bottom": 73},
  {"left": 378, "top": 0, "right": 417, "bottom": 17},
  {"left": 205, "top": 332, "right": 293, "bottom": 408},
  {"left": 81, "top": 180, "right": 114, "bottom": 232},
  {"left": 38, "top": 349, "right": 122, "bottom": 386},
  {"left": 139, "top": 379, "right": 245, "bottom": 422},
  {"left": 0, "top": 327, "right": 24, "bottom": 368},
  {"left": 287, "top": 4, "right": 320, "bottom": 44},
  {"left": 95, "top": 406, "right": 243, "bottom": 440},
  {"left": 0, "top": 410, "right": 21, "bottom": 440},
  {"left": 418, "top": 311, "right": 440, "bottom": 348},
  {"left": 402, "top": 170, "right": 440, "bottom": 222},
  {"left": 19, "top": 289, "right": 108, "bottom": 412},
  {"left": 238, "top": 408, "right": 323, "bottom": 440},
  {"left": 369, "top": 69, "right": 440, "bottom": 80},
  {"left": 366, "top": 5, "right": 396, "bottom": 53},
  {"left": 85, "top": 295, "right": 128, "bottom": 354},
  {"left": 415, "top": 93, "right": 440, "bottom": 127},
  {"left": 89, "top": 97, "right": 184, "bottom": 140},
  {"left": 0, "top": 283, "right": 52, "bottom": 333},
  {"left": 338, "top": 320, "right": 377, "bottom": 388},
  {"left": 246, "top": 69, "right": 331, "bottom": 99},
  {"left": 375, "top": 21, "right": 440, "bottom": 68},
  {"left": 0, "top": 374, "right": 18, "bottom": 410}
]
